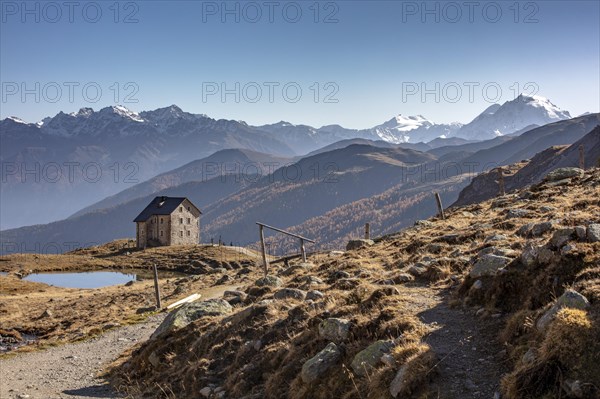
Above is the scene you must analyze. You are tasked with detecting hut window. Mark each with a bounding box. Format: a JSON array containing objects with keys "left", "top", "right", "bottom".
[
  {"left": 187, "top": 231, "right": 190, "bottom": 236},
  {"left": 187, "top": 218, "right": 190, "bottom": 224},
  {"left": 180, "top": 218, "right": 183, "bottom": 224}
]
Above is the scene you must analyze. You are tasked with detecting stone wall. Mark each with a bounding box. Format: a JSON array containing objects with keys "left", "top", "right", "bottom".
[{"left": 170, "top": 199, "right": 200, "bottom": 245}]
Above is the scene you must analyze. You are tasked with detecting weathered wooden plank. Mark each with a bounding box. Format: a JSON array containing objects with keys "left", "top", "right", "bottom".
[
  {"left": 256, "top": 222, "right": 316, "bottom": 243},
  {"left": 153, "top": 263, "right": 162, "bottom": 309},
  {"left": 167, "top": 293, "right": 202, "bottom": 310},
  {"left": 259, "top": 224, "right": 269, "bottom": 276},
  {"left": 434, "top": 192, "right": 445, "bottom": 220},
  {"left": 497, "top": 167, "right": 505, "bottom": 196}
]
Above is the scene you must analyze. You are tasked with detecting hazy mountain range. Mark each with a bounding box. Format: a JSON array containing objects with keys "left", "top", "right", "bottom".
[
  {"left": 0, "top": 94, "right": 581, "bottom": 230},
  {"left": 1, "top": 109, "right": 597, "bottom": 254}
]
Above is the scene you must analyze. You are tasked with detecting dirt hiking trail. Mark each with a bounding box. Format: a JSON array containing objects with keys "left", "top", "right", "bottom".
[
  {"left": 1, "top": 283, "right": 508, "bottom": 399},
  {"left": 0, "top": 285, "right": 238, "bottom": 399},
  {"left": 417, "top": 288, "right": 508, "bottom": 399}
]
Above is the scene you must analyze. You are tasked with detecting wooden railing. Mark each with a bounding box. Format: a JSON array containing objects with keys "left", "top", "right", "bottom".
[{"left": 256, "top": 222, "right": 316, "bottom": 276}]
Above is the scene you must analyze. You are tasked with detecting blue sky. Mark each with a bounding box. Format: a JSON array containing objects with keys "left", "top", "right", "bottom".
[{"left": 1, "top": 0, "right": 599, "bottom": 128}]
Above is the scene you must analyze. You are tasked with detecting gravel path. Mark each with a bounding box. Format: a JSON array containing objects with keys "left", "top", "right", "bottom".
[
  {"left": 419, "top": 297, "right": 509, "bottom": 398},
  {"left": 0, "top": 285, "right": 237, "bottom": 399},
  {"left": 0, "top": 314, "right": 164, "bottom": 399}
]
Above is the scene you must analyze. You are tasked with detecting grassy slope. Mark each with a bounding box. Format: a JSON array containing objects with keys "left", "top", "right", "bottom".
[
  {"left": 112, "top": 169, "right": 600, "bottom": 398},
  {"left": 0, "top": 244, "right": 259, "bottom": 350}
]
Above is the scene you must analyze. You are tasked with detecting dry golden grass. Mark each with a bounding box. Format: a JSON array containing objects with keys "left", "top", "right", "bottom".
[
  {"left": 112, "top": 255, "right": 439, "bottom": 398},
  {"left": 0, "top": 243, "right": 258, "bottom": 352},
  {"left": 110, "top": 169, "right": 599, "bottom": 399},
  {"left": 501, "top": 308, "right": 599, "bottom": 399},
  {"left": 2, "top": 169, "right": 597, "bottom": 397},
  {"left": 0, "top": 241, "right": 260, "bottom": 275}
]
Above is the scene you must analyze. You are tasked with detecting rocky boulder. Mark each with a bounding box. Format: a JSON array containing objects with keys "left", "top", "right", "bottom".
[
  {"left": 306, "top": 290, "right": 324, "bottom": 300},
  {"left": 300, "top": 342, "right": 341, "bottom": 383},
  {"left": 330, "top": 270, "right": 351, "bottom": 280},
  {"left": 520, "top": 243, "right": 540, "bottom": 267},
  {"left": 537, "top": 247, "right": 555, "bottom": 264},
  {"left": 273, "top": 288, "right": 306, "bottom": 301},
  {"left": 550, "top": 228, "right": 575, "bottom": 248},
  {"left": 152, "top": 299, "right": 232, "bottom": 338},
  {"left": 255, "top": 275, "right": 283, "bottom": 288},
  {"left": 485, "top": 234, "right": 508, "bottom": 242},
  {"left": 587, "top": 223, "right": 600, "bottom": 242},
  {"left": 390, "top": 363, "right": 413, "bottom": 398},
  {"left": 346, "top": 239, "right": 375, "bottom": 251},
  {"left": 537, "top": 290, "right": 590, "bottom": 331},
  {"left": 544, "top": 167, "right": 584, "bottom": 182},
  {"left": 318, "top": 318, "right": 350, "bottom": 342},
  {"left": 506, "top": 209, "right": 532, "bottom": 219},
  {"left": 299, "top": 275, "right": 324, "bottom": 285},
  {"left": 437, "top": 234, "right": 461, "bottom": 244},
  {"left": 470, "top": 254, "right": 511, "bottom": 278},
  {"left": 478, "top": 246, "right": 517, "bottom": 258},
  {"left": 531, "top": 221, "right": 558, "bottom": 237},
  {"left": 334, "top": 278, "right": 361, "bottom": 290},
  {"left": 223, "top": 290, "right": 247, "bottom": 305},
  {"left": 351, "top": 340, "right": 395, "bottom": 376},
  {"left": 517, "top": 223, "right": 535, "bottom": 237}
]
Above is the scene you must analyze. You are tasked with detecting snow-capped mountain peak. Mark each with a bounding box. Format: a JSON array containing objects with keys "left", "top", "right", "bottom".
[
  {"left": 99, "top": 105, "right": 145, "bottom": 122},
  {"left": 514, "top": 93, "right": 571, "bottom": 119},
  {"left": 139, "top": 105, "right": 209, "bottom": 127},
  {"left": 371, "top": 114, "right": 461, "bottom": 143},
  {"left": 451, "top": 94, "right": 571, "bottom": 141},
  {"left": 382, "top": 114, "right": 431, "bottom": 130},
  {"left": 70, "top": 107, "right": 94, "bottom": 118}
]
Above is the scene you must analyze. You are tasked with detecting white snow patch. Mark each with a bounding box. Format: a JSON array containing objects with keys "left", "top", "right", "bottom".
[{"left": 7, "top": 116, "right": 27, "bottom": 124}]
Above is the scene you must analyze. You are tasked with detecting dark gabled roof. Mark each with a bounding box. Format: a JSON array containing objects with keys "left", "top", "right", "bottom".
[{"left": 133, "top": 196, "right": 201, "bottom": 222}]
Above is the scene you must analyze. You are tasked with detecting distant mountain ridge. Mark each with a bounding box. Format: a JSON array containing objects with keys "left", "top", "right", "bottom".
[
  {"left": 70, "top": 149, "right": 291, "bottom": 218},
  {"left": 0, "top": 106, "right": 295, "bottom": 228},
  {"left": 2, "top": 114, "right": 597, "bottom": 253},
  {"left": 0, "top": 95, "right": 575, "bottom": 228},
  {"left": 256, "top": 94, "right": 571, "bottom": 146}
]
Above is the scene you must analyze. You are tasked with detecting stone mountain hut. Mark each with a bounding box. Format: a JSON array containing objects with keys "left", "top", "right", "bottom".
[{"left": 133, "top": 196, "right": 201, "bottom": 248}]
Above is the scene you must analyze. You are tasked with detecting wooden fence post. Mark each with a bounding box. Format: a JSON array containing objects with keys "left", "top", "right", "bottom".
[
  {"left": 153, "top": 263, "right": 162, "bottom": 309},
  {"left": 259, "top": 224, "right": 269, "bottom": 276},
  {"left": 300, "top": 238, "right": 307, "bottom": 262},
  {"left": 365, "top": 223, "right": 371, "bottom": 240},
  {"left": 256, "top": 222, "right": 315, "bottom": 266},
  {"left": 434, "top": 192, "right": 445, "bottom": 220},
  {"left": 497, "top": 167, "right": 505, "bottom": 196},
  {"left": 579, "top": 145, "right": 585, "bottom": 170}
]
